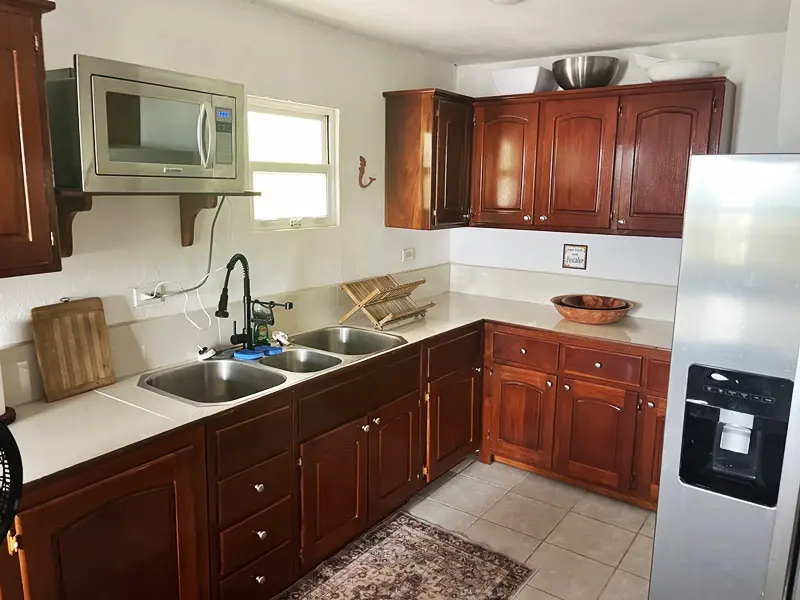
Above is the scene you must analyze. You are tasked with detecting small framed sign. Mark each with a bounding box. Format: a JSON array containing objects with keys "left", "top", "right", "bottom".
[{"left": 563, "top": 244, "right": 588, "bottom": 270}]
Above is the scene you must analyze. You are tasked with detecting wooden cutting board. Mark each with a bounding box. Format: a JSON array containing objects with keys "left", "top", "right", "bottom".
[{"left": 31, "top": 298, "right": 115, "bottom": 402}]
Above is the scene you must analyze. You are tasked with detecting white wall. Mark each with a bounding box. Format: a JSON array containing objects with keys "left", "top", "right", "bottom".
[
  {"left": 0, "top": 0, "right": 454, "bottom": 348},
  {"left": 452, "top": 33, "right": 786, "bottom": 287},
  {"left": 779, "top": 0, "right": 800, "bottom": 150}
]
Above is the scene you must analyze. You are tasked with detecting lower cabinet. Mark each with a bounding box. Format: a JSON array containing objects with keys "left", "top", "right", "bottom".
[
  {"left": 489, "top": 364, "right": 557, "bottom": 469},
  {"left": 299, "top": 417, "right": 369, "bottom": 571},
  {"left": 13, "top": 425, "right": 209, "bottom": 600},
  {"left": 300, "top": 392, "right": 424, "bottom": 571},
  {"left": 553, "top": 378, "right": 638, "bottom": 491},
  {"left": 426, "top": 366, "right": 481, "bottom": 480},
  {"left": 634, "top": 394, "right": 667, "bottom": 504},
  {"left": 369, "top": 392, "right": 423, "bottom": 524}
]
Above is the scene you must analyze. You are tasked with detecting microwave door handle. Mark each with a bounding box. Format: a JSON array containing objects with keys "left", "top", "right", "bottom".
[
  {"left": 205, "top": 101, "right": 215, "bottom": 169},
  {"left": 196, "top": 103, "right": 208, "bottom": 168}
]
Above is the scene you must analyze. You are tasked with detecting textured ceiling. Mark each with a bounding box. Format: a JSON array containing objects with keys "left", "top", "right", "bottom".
[{"left": 255, "top": 0, "right": 790, "bottom": 62}]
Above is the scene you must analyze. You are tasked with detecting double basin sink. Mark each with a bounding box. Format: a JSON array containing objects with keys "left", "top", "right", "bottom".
[{"left": 139, "top": 326, "right": 407, "bottom": 406}]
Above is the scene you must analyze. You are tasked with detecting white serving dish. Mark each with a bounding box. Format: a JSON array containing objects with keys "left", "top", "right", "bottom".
[
  {"left": 491, "top": 66, "right": 558, "bottom": 95},
  {"left": 632, "top": 54, "right": 664, "bottom": 71},
  {"left": 646, "top": 60, "right": 720, "bottom": 82}
]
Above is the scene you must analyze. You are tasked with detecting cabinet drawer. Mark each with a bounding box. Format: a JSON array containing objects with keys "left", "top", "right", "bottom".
[
  {"left": 493, "top": 332, "right": 559, "bottom": 372},
  {"left": 218, "top": 452, "right": 292, "bottom": 528},
  {"left": 215, "top": 403, "right": 292, "bottom": 480},
  {"left": 646, "top": 360, "right": 670, "bottom": 394},
  {"left": 220, "top": 497, "right": 293, "bottom": 577},
  {"left": 220, "top": 540, "right": 295, "bottom": 600},
  {"left": 562, "top": 345, "right": 642, "bottom": 386},
  {"left": 427, "top": 327, "right": 482, "bottom": 381}
]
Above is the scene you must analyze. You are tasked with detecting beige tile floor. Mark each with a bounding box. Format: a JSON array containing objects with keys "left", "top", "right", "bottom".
[{"left": 404, "top": 455, "right": 656, "bottom": 600}]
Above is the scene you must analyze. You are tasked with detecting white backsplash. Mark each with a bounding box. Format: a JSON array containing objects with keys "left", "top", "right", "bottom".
[
  {"left": 0, "top": 264, "right": 451, "bottom": 407},
  {"left": 450, "top": 264, "right": 678, "bottom": 322}
]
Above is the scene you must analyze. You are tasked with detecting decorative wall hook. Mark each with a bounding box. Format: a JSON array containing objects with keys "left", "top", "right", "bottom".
[{"left": 358, "top": 156, "right": 377, "bottom": 189}]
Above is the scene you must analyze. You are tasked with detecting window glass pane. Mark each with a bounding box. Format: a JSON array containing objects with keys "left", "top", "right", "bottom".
[
  {"left": 248, "top": 111, "right": 325, "bottom": 164},
  {"left": 252, "top": 172, "right": 328, "bottom": 221}
]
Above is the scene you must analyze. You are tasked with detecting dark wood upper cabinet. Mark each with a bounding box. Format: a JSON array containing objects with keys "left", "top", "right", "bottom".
[
  {"left": 489, "top": 364, "right": 557, "bottom": 469},
  {"left": 535, "top": 96, "right": 619, "bottom": 230},
  {"left": 426, "top": 366, "right": 481, "bottom": 480},
  {"left": 299, "top": 417, "right": 369, "bottom": 571},
  {"left": 634, "top": 394, "right": 667, "bottom": 504},
  {"left": 384, "top": 89, "right": 473, "bottom": 230},
  {"left": 0, "top": 0, "right": 60, "bottom": 278},
  {"left": 614, "top": 88, "right": 719, "bottom": 235},
  {"left": 368, "top": 391, "right": 424, "bottom": 524},
  {"left": 553, "top": 378, "right": 638, "bottom": 492},
  {"left": 14, "top": 425, "right": 209, "bottom": 600},
  {"left": 471, "top": 102, "right": 539, "bottom": 226}
]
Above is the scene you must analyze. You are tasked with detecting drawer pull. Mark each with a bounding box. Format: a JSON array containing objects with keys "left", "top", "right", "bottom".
[
  {"left": 564, "top": 384, "right": 571, "bottom": 391},
  {"left": 252, "top": 483, "right": 265, "bottom": 493},
  {"left": 255, "top": 530, "right": 268, "bottom": 540},
  {"left": 594, "top": 362, "right": 603, "bottom": 369},
  {"left": 647, "top": 401, "right": 655, "bottom": 409},
  {"left": 372, "top": 417, "right": 381, "bottom": 425},
  {"left": 254, "top": 575, "right": 266, "bottom": 585},
  {"left": 546, "top": 381, "right": 553, "bottom": 388},
  {"left": 520, "top": 348, "right": 527, "bottom": 355},
  {"left": 361, "top": 424, "right": 370, "bottom": 432}
]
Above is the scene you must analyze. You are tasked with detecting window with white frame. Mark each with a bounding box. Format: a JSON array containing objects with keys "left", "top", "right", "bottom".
[{"left": 247, "top": 97, "right": 339, "bottom": 230}]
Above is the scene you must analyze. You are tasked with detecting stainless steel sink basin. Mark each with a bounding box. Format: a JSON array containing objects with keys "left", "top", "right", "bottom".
[
  {"left": 260, "top": 349, "right": 342, "bottom": 373},
  {"left": 139, "top": 360, "right": 286, "bottom": 404},
  {"left": 291, "top": 326, "right": 406, "bottom": 356}
]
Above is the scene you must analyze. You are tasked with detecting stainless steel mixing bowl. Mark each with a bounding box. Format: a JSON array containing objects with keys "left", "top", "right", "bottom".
[{"left": 552, "top": 56, "right": 620, "bottom": 89}]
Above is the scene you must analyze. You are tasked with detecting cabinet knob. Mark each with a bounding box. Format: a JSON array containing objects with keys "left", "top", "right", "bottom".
[
  {"left": 362, "top": 424, "right": 371, "bottom": 432},
  {"left": 564, "top": 384, "right": 571, "bottom": 391},
  {"left": 546, "top": 381, "right": 553, "bottom": 388},
  {"left": 462, "top": 213, "right": 471, "bottom": 220},
  {"left": 252, "top": 483, "right": 265, "bottom": 493},
  {"left": 539, "top": 215, "right": 548, "bottom": 221},
  {"left": 594, "top": 362, "right": 603, "bottom": 369},
  {"left": 523, "top": 215, "right": 531, "bottom": 221},
  {"left": 618, "top": 219, "right": 627, "bottom": 225},
  {"left": 520, "top": 348, "right": 527, "bottom": 355},
  {"left": 373, "top": 417, "right": 381, "bottom": 425},
  {"left": 254, "top": 575, "right": 266, "bottom": 586},
  {"left": 647, "top": 401, "right": 655, "bottom": 409},
  {"left": 255, "top": 530, "right": 268, "bottom": 541}
]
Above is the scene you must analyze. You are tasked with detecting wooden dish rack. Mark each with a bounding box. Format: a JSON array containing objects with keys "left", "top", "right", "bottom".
[{"left": 339, "top": 275, "right": 435, "bottom": 330}]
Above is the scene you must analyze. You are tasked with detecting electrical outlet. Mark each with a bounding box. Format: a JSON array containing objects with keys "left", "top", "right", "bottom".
[
  {"left": 132, "top": 283, "right": 166, "bottom": 308},
  {"left": 401, "top": 248, "right": 415, "bottom": 263}
]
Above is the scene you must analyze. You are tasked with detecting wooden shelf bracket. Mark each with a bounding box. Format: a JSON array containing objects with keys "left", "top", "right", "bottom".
[{"left": 179, "top": 195, "right": 218, "bottom": 247}]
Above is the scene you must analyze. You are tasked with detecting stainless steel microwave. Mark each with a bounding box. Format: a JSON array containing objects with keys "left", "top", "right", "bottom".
[{"left": 46, "top": 55, "right": 247, "bottom": 194}]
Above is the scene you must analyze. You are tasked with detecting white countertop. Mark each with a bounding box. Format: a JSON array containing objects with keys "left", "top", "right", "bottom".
[{"left": 10, "top": 292, "right": 674, "bottom": 485}]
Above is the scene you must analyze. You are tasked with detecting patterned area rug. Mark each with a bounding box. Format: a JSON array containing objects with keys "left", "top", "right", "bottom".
[{"left": 276, "top": 512, "right": 532, "bottom": 600}]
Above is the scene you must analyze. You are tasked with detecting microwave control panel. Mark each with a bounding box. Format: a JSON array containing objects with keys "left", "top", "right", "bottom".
[{"left": 215, "top": 107, "right": 234, "bottom": 165}]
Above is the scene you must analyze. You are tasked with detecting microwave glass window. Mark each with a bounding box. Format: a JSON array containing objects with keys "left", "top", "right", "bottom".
[
  {"left": 105, "top": 92, "right": 204, "bottom": 166},
  {"left": 248, "top": 111, "right": 325, "bottom": 164},
  {"left": 252, "top": 171, "right": 328, "bottom": 220}
]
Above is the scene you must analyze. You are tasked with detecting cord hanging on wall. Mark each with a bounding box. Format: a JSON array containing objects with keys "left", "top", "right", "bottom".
[{"left": 358, "top": 156, "right": 377, "bottom": 189}]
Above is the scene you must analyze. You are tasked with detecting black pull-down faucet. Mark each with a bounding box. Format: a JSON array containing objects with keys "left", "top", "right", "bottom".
[{"left": 215, "top": 253, "right": 254, "bottom": 349}]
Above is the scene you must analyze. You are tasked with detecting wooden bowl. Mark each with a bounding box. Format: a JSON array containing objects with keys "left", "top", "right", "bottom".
[{"left": 551, "top": 295, "right": 633, "bottom": 325}]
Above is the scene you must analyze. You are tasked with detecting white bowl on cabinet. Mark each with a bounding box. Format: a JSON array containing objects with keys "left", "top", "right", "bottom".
[
  {"left": 491, "top": 66, "right": 558, "bottom": 95},
  {"left": 646, "top": 60, "right": 720, "bottom": 82}
]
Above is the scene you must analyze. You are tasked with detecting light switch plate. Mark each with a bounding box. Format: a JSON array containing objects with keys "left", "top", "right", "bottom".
[{"left": 402, "top": 248, "right": 415, "bottom": 263}]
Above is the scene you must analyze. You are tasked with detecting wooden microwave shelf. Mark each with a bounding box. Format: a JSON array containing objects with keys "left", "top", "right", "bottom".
[{"left": 339, "top": 275, "right": 435, "bottom": 329}]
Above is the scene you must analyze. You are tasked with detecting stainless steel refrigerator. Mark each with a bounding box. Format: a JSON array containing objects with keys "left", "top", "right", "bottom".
[{"left": 651, "top": 155, "right": 800, "bottom": 599}]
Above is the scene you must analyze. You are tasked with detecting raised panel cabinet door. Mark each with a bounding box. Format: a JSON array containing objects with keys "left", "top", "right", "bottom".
[
  {"left": 471, "top": 102, "right": 539, "bottom": 226},
  {"left": 434, "top": 98, "right": 473, "bottom": 227},
  {"left": 553, "top": 378, "right": 637, "bottom": 491},
  {"left": 634, "top": 395, "right": 667, "bottom": 504},
  {"left": 15, "top": 445, "right": 207, "bottom": 600},
  {"left": 489, "top": 364, "right": 557, "bottom": 469},
  {"left": 368, "top": 391, "right": 424, "bottom": 523},
  {"left": 299, "top": 417, "right": 369, "bottom": 570},
  {"left": 0, "top": 9, "right": 58, "bottom": 277},
  {"left": 427, "top": 366, "right": 481, "bottom": 480},
  {"left": 614, "top": 90, "right": 714, "bottom": 234},
  {"left": 535, "top": 97, "right": 619, "bottom": 229}
]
